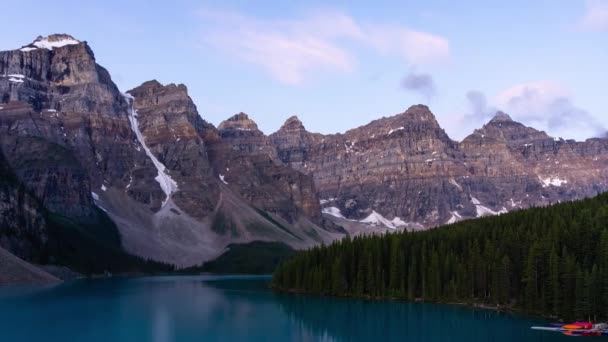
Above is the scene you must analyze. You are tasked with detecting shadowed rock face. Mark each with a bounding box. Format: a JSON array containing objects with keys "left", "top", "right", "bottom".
[
  {"left": 209, "top": 112, "right": 322, "bottom": 224},
  {"left": 0, "top": 148, "right": 48, "bottom": 262},
  {"left": 270, "top": 108, "right": 608, "bottom": 227}
]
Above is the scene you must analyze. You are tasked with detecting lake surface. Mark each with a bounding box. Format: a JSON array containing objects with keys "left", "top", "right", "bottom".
[{"left": 0, "top": 275, "right": 581, "bottom": 341}]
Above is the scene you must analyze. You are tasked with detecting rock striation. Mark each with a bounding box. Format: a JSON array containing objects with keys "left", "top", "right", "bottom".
[{"left": 270, "top": 107, "right": 608, "bottom": 228}]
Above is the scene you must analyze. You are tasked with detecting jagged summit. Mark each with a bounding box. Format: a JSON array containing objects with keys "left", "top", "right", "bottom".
[
  {"left": 472, "top": 110, "right": 550, "bottom": 142},
  {"left": 218, "top": 112, "right": 260, "bottom": 132},
  {"left": 489, "top": 111, "right": 514, "bottom": 123},
  {"left": 279, "top": 115, "right": 306, "bottom": 131},
  {"left": 139, "top": 79, "right": 163, "bottom": 88},
  {"left": 403, "top": 104, "right": 438, "bottom": 123},
  {"left": 130, "top": 80, "right": 189, "bottom": 96},
  {"left": 20, "top": 34, "right": 81, "bottom": 52}
]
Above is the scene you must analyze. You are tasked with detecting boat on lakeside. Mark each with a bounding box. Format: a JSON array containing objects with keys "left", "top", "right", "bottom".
[{"left": 532, "top": 322, "right": 608, "bottom": 336}]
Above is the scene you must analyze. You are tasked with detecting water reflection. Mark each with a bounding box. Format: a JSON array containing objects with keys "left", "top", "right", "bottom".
[
  {"left": 0, "top": 276, "right": 568, "bottom": 342},
  {"left": 274, "top": 293, "right": 565, "bottom": 342}
]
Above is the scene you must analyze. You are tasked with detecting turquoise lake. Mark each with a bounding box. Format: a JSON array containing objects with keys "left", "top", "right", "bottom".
[{"left": 0, "top": 275, "right": 582, "bottom": 341}]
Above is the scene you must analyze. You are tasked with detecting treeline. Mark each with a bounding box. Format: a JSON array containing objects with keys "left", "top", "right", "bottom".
[{"left": 273, "top": 192, "right": 608, "bottom": 320}]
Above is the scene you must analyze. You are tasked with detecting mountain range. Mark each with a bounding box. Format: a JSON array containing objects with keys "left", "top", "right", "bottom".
[{"left": 1, "top": 34, "right": 607, "bottom": 276}]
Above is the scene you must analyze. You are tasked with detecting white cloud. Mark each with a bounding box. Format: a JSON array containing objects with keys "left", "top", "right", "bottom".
[
  {"left": 198, "top": 8, "right": 449, "bottom": 85},
  {"left": 445, "top": 81, "right": 605, "bottom": 141},
  {"left": 495, "top": 81, "right": 571, "bottom": 118},
  {"left": 494, "top": 81, "right": 605, "bottom": 139},
  {"left": 581, "top": 0, "right": 608, "bottom": 31}
]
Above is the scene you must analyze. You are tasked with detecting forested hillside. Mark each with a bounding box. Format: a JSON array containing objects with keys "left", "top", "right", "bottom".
[{"left": 273, "top": 192, "right": 608, "bottom": 320}]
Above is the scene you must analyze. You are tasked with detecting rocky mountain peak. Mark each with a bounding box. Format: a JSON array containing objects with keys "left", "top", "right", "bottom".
[
  {"left": 279, "top": 115, "right": 306, "bottom": 132},
  {"left": 472, "top": 111, "right": 550, "bottom": 143},
  {"left": 402, "top": 104, "right": 439, "bottom": 124},
  {"left": 20, "top": 34, "right": 82, "bottom": 51},
  {"left": 489, "top": 111, "right": 514, "bottom": 123},
  {"left": 128, "top": 80, "right": 190, "bottom": 105},
  {"left": 138, "top": 79, "right": 163, "bottom": 89},
  {"left": 218, "top": 112, "right": 261, "bottom": 132}
]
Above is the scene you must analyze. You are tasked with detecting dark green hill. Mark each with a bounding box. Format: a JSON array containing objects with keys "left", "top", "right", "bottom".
[{"left": 273, "top": 192, "right": 608, "bottom": 320}]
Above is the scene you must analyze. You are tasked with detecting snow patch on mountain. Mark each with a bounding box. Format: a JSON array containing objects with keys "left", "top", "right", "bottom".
[
  {"left": 388, "top": 127, "right": 404, "bottom": 135},
  {"left": 322, "top": 207, "right": 346, "bottom": 219},
  {"left": 124, "top": 93, "right": 178, "bottom": 207},
  {"left": 360, "top": 210, "right": 407, "bottom": 229},
  {"left": 344, "top": 141, "right": 355, "bottom": 153},
  {"left": 539, "top": 176, "right": 567, "bottom": 187},
  {"left": 30, "top": 36, "right": 81, "bottom": 50},
  {"left": 219, "top": 174, "right": 228, "bottom": 184},
  {"left": 446, "top": 211, "right": 462, "bottom": 224},
  {"left": 471, "top": 197, "right": 508, "bottom": 217},
  {"left": 322, "top": 207, "right": 418, "bottom": 230},
  {"left": 449, "top": 178, "right": 463, "bottom": 191}
]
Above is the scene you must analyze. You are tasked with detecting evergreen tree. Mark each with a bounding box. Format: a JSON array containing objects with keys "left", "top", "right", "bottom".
[{"left": 272, "top": 192, "right": 608, "bottom": 320}]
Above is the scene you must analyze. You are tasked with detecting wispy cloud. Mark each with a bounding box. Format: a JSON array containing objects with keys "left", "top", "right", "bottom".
[
  {"left": 198, "top": 8, "right": 450, "bottom": 85},
  {"left": 401, "top": 71, "right": 436, "bottom": 99},
  {"left": 580, "top": 0, "right": 608, "bottom": 31},
  {"left": 494, "top": 81, "right": 605, "bottom": 139},
  {"left": 464, "top": 90, "right": 498, "bottom": 122},
  {"left": 449, "top": 82, "right": 605, "bottom": 141}
]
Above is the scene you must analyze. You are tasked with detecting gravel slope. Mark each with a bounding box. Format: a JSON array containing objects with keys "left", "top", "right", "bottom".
[{"left": 0, "top": 246, "right": 61, "bottom": 286}]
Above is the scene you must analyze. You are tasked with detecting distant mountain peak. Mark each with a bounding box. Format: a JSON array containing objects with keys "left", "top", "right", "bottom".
[
  {"left": 218, "top": 112, "right": 260, "bottom": 132},
  {"left": 140, "top": 79, "right": 163, "bottom": 88},
  {"left": 471, "top": 110, "right": 550, "bottom": 143},
  {"left": 20, "top": 34, "right": 81, "bottom": 52},
  {"left": 279, "top": 115, "right": 306, "bottom": 131},
  {"left": 489, "top": 111, "right": 514, "bottom": 123},
  {"left": 400, "top": 104, "right": 440, "bottom": 126}
]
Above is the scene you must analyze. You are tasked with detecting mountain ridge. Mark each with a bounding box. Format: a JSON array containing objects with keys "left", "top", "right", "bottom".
[{"left": 1, "top": 34, "right": 607, "bottom": 274}]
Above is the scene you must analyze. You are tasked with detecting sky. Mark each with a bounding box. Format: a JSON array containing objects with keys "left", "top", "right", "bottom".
[{"left": 1, "top": 0, "right": 607, "bottom": 140}]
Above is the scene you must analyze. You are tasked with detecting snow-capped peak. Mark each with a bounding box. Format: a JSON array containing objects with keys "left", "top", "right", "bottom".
[{"left": 20, "top": 34, "right": 81, "bottom": 52}]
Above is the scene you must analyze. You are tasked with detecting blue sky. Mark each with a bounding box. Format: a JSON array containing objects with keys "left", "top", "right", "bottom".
[{"left": 2, "top": 0, "right": 607, "bottom": 140}]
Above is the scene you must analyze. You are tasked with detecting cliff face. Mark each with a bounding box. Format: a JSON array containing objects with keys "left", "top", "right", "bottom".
[
  {"left": 0, "top": 148, "right": 48, "bottom": 262},
  {"left": 126, "top": 82, "right": 323, "bottom": 226},
  {"left": 270, "top": 107, "right": 608, "bottom": 228},
  {"left": 126, "top": 80, "right": 219, "bottom": 219},
  {"left": 0, "top": 35, "right": 333, "bottom": 269},
  {"left": 270, "top": 105, "right": 467, "bottom": 228},
  {"left": 1, "top": 34, "right": 607, "bottom": 273},
  {"left": 0, "top": 34, "right": 163, "bottom": 214},
  {"left": 210, "top": 112, "right": 322, "bottom": 224}
]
